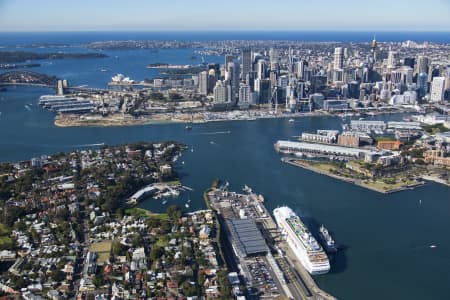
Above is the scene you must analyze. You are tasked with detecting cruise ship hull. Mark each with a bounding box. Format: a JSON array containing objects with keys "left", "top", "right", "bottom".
[{"left": 274, "top": 207, "right": 330, "bottom": 275}]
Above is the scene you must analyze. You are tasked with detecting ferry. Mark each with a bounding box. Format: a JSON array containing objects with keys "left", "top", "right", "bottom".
[
  {"left": 318, "top": 225, "right": 338, "bottom": 253},
  {"left": 274, "top": 206, "right": 330, "bottom": 275}
]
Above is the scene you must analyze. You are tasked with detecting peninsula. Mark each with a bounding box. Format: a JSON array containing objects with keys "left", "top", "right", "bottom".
[
  {"left": 0, "top": 51, "right": 108, "bottom": 64},
  {"left": 275, "top": 120, "right": 450, "bottom": 193}
]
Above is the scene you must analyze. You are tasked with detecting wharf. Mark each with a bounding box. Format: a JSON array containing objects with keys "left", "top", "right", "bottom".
[{"left": 206, "top": 185, "right": 336, "bottom": 300}]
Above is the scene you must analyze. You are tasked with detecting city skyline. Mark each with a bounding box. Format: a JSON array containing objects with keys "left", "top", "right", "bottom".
[{"left": 1, "top": 0, "right": 450, "bottom": 32}]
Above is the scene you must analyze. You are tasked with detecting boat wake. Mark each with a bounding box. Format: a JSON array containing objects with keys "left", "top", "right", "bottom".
[
  {"left": 191, "top": 130, "right": 231, "bottom": 136},
  {"left": 76, "top": 143, "right": 105, "bottom": 147}
]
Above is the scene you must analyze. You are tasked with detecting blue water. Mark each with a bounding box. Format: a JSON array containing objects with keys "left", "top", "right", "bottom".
[
  {"left": 0, "top": 32, "right": 450, "bottom": 300},
  {"left": 1, "top": 31, "right": 450, "bottom": 45}
]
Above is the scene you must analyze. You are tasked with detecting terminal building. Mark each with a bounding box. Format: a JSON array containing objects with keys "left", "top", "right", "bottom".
[
  {"left": 350, "top": 120, "right": 386, "bottom": 132},
  {"left": 225, "top": 219, "right": 268, "bottom": 258},
  {"left": 387, "top": 121, "right": 422, "bottom": 131},
  {"left": 301, "top": 130, "right": 339, "bottom": 144},
  {"left": 275, "top": 140, "right": 376, "bottom": 160}
]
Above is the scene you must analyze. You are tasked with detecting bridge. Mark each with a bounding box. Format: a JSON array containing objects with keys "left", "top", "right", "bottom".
[{"left": 0, "top": 71, "right": 58, "bottom": 87}]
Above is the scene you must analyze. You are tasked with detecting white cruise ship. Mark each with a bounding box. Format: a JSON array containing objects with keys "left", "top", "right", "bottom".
[{"left": 273, "top": 206, "right": 330, "bottom": 275}]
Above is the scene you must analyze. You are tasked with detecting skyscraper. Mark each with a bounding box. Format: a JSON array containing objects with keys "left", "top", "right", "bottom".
[
  {"left": 269, "top": 48, "right": 279, "bottom": 71},
  {"left": 296, "top": 60, "right": 307, "bottom": 80},
  {"left": 403, "top": 57, "right": 415, "bottom": 68},
  {"left": 198, "top": 71, "right": 208, "bottom": 96},
  {"left": 334, "top": 47, "right": 344, "bottom": 69},
  {"left": 241, "top": 48, "right": 252, "bottom": 80},
  {"left": 225, "top": 54, "right": 234, "bottom": 68},
  {"left": 238, "top": 83, "right": 251, "bottom": 108},
  {"left": 256, "top": 59, "right": 266, "bottom": 80},
  {"left": 399, "top": 66, "right": 414, "bottom": 85},
  {"left": 387, "top": 51, "right": 396, "bottom": 68},
  {"left": 417, "top": 72, "right": 428, "bottom": 98},
  {"left": 430, "top": 77, "right": 445, "bottom": 102},
  {"left": 416, "top": 55, "right": 429, "bottom": 75},
  {"left": 213, "top": 80, "right": 227, "bottom": 103},
  {"left": 226, "top": 62, "right": 240, "bottom": 104}
]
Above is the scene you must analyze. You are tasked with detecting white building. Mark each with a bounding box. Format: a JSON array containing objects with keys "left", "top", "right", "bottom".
[
  {"left": 430, "top": 77, "right": 445, "bottom": 102},
  {"left": 199, "top": 71, "right": 208, "bottom": 96},
  {"left": 213, "top": 80, "right": 228, "bottom": 103},
  {"left": 238, "top": 83, "right": 251, "bottom": 108},
  {"left": 334, "top": 47, "right": 344, "bottom": 69}
]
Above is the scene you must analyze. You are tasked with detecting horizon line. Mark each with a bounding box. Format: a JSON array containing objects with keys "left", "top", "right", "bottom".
[{"left": 1, "top": 28, "right": 450, "bottom": 33}]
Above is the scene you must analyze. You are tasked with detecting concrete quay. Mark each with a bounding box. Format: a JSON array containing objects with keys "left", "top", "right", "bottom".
[{"left": 206, "top": 185, "right": 337, "bottom": 300}]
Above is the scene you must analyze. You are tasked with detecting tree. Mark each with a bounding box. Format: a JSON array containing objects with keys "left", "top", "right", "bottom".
[
  {"left": 149, "top": 246, "right": 164, "bottom": 261},
  {"left": 167, "top": 205, "right": 182, "bottom": 221},
  {"left": 112, "top": 241, "right": 125, "bottom": 257},
  {"left": 50, "top": 269, "right": 65, "bottom": 282}
]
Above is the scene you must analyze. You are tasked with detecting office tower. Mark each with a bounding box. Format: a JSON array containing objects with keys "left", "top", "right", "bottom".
[
  {"left": 399, "top": 66, "right": 414, "bottom": 85},
  {"left": 241, "top": 48, "right": 252, "bottom": 80},
  {"left": 207, "top": 69, "right": 216, "bottom": 94},
  {"left": 333, "top": 69, "right": 344, "bottom": 83},
  {"left": 238, "top": 83, "right": 251, "bottom": 108},
  {"left": 348, "top": 81, "right": 360, "bottom": 99},
  {"left": 255, "top": 79, "right": 272, "bottom": 104},
  {"left": 256, "top": 59, "right": 266, "bottom": 80},
  {"left": 429, "top": 67, "right": 440, "bottom": 82},
  {"left": 297, "top": 81, "right": 305, "bottom": 99},
  {"left": 416, "top": 55, "right": 429, "bottom": 75},
  {"left": 269, "top": 48, "right": 279, "bottom": 71},
  {"left": 311, "top": 75, "right": 327, "bottom": 93},
  {"left": 226, "top": 62, "right": 240, "bottom": 103},
  {"left": 430, "top": 77, "right": 445, "bottom": 102},
  {"left": 390, "top": 70, "right": 402, "bottom": 84},
  {"left": 213, "top": 80, "right": 227, "bottom": 103},
  {"left": 343, "top": 68, "right": 356, "bottom": 84},
  {"left": 225, "top": 54, "right": 234, "bottom": 67},
  {"left": 446, "top": 65, "right": 450, "bottom": 90},
  {"left": 270, "top": 70, "right": 278, "bottom": 89},
  {"left": 387, "top": 51, "right": 396, "bottom": 68},
  {"left": 334, "top": 47, "right": 344, "bottom": 69},
  {"left": 296, "top": 60, "right": 307, "bottom": 80},
  {"left": 417, "top": 72, "right": 428, "bottom": 98},
  {"left": 198, "top": 71, "right": 208, "bottom": 96},
  {"left": 370, "top": 37, "right": 377, "bottom": 64},
  {"left": 403, "top": 57, "right": 415, "bottom": 68}
]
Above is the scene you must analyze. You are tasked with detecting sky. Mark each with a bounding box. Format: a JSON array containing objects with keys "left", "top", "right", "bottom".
[{"left": 0, "top": 0, "right": 449, "bottom": 32}]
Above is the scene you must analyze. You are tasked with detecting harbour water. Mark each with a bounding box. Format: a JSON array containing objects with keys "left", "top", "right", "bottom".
[{"left": 1, "top": 32, "right": 450, "bottom": 299}]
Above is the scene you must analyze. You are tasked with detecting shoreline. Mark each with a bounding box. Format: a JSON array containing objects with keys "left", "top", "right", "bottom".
[
  {"left": 282, "top": 157, "right": 425, "bottom": 194},
  {"left": 53, "top": 110, "right": 334, "bottom": 127},
  {"left": 52, "top": 108, "right": 416, "bottom": 128}
]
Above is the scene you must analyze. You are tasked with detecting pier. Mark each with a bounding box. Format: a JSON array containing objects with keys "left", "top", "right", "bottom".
[{"left": 206, "top": 184, "right": 336, "bottom": 300}]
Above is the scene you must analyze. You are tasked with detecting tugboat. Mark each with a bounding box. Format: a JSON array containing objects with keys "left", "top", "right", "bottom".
[{"left": 318, "top": 225, "right": 338, "bottom": 253}]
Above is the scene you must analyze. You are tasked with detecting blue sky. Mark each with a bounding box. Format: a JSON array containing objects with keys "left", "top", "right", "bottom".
[{"left": 0, "top": 0, "right": 449, "bottom": 31}]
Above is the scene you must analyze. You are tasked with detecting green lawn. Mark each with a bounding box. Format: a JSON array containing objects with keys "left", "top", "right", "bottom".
[
  {"left": 90, "top": 241, "right": 112, "bottom": 265},
  {"left": 125, "top": 208, "right": 168, "bottom": 220},
  {"left": 0, "top": 236, "right": 13, "bottom": 250},
  {"left": 0, "top": 223, "right": 11, "bottom": 236}
]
